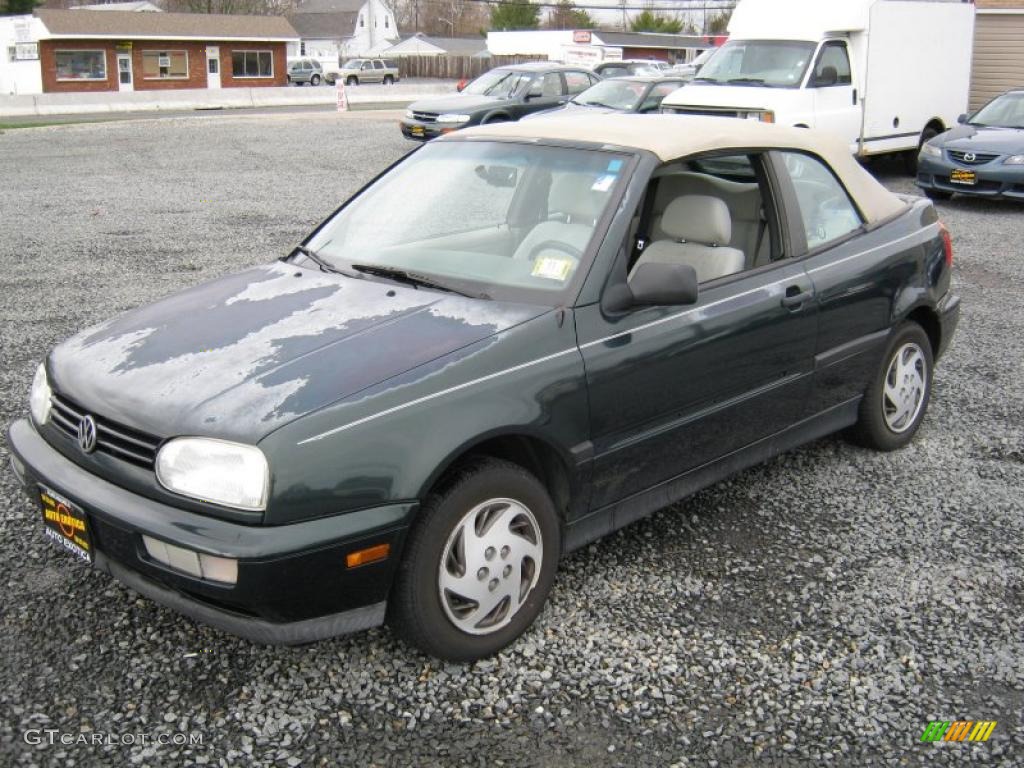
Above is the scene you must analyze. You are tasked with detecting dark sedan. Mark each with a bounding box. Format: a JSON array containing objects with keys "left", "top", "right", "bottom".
[
  {"left": 400, "top": 62, "right": 598, "bottom": 140},
  {"left": 917, "top": 88, "right": 1024, "bottom": 201},
  {"left": 524, "top": 75, "right": 684, "bottom": 119},
  {"left": 9, "top": 115, "right": 959, "bottom": 661}
]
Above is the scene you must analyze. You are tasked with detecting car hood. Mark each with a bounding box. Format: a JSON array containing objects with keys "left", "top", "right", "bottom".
[
  {"left": 48, "top": 262, "right": 548, "bottom": 442},
  {"left": 408, "top": 93, "right": 509, "bottom": 114},
  {"left": 935, "top": 123, "right": 1024, "bottom": 153},
  {"left": 661, "top": 82, "right": 806, "bottom": 112},
  {"left": 521, "top": 102, "right": 617, "bottom": 120}
]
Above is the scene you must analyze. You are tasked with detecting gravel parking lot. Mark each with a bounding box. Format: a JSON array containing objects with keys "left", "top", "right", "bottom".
[{"left": 1, "top": 113, "right": 1021, "bottom": 767}]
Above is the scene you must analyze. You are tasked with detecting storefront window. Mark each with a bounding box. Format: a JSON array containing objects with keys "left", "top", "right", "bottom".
[
  {"left": 142, "top": 50, "right": 189, "bottom": 79},
  {"left": 55, "top": 50, "right": 106, "bottom": 81},
  {"left": 232, "top": 50, "right": 273, "bottom": 78}
]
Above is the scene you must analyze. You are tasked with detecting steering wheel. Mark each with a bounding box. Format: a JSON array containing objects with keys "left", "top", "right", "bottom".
[{"left": 526, "top": 240, "right": 583, "bottom": 262}]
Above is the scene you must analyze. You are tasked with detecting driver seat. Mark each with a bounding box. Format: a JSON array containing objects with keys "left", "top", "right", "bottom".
[
  {"left": 632, "top": 195, "right": 745, "bottom": 283},
  {"left": 512, "top": 173, "right": 605, "bottom": 261}
]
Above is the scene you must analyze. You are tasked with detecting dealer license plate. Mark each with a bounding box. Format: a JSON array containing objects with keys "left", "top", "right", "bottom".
[
  {"left": 411, "top": 125, "right": 424, "bottom": 137},
  {"left": 40, "top": 485, "right": 93, "bottom": 564},
  {"left": 950, "top": 169, "right": 976, "bottom": 186}
]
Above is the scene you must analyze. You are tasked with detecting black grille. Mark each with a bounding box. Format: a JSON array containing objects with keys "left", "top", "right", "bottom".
[
  {"left": 411, "top": 111, "right": 438, "bottom": 123},
  {"left": 947, "top": 149, "right": 998, "bottom": 165},
  {"left": 668, "top": 107, "right": 742, "bottom": 118},
  {"left": 50, "top": 393, "right": 161, "bottom": 469}
]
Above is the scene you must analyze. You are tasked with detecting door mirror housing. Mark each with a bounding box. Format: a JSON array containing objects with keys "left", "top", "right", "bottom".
[
  {"left": 524, "top": 87, "right": 544, "bottom": 101},
  {"left": 625, "top": 262, "right": 699, "bottom": 307},
  {"left": 957, "top": 112, "right": 968, "bottom": 124}
]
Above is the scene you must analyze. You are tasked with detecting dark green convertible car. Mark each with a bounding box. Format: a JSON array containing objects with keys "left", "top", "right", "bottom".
[{"left": 8, "top": 114, "right": 959, "bottom": 661}]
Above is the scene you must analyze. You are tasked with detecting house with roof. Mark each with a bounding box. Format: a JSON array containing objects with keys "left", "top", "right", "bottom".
[
  {"left": 19, "top": 9, "right": 297, "bottom": 94},
  {"left": 382, "top": 32, "right": 487, "bottom": 58},
  {"left": 286, "top": 0, "right": 398, "bottom": 63}
]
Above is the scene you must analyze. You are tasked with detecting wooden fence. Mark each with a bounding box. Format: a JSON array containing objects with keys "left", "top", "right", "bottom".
[{"left": 396, "top": 55, "right": 540, "bottom": 81}]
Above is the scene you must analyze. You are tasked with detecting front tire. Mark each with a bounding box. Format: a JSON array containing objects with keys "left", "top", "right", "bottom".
[
  {"left": 383, "top": 75, "right": 394, "bottom": 85},
  {"left": 851, "top": 323, "right": 933, "bottom": 451},
  {"left": 346, "top": 76, "right": 358, "bottom": 86},
  {"left": 389, "top": 458, "right": 560, "bottom": 661},
  {"left": 904, "top": 125, "right": 941, "bottom": 176}
]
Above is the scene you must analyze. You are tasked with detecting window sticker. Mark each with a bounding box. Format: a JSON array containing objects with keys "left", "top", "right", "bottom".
[
  {"left": 591, "top": 174, "right": 616, "bottom": 192},
  {"left": 607, "top": 159, "right": 624, "bottom": 173},
  {"left": 531, "top": 256, "right": 574, "bottom": 281}
]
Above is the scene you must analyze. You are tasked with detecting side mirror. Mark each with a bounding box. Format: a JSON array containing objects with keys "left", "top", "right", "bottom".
[
  {"left": 524, "top": 88, "right": 543, "bottom": 102},
  {"left": 627, "top": 262, "right": 699, "bottom": 306},
  {"left": 813, "top": 65, "right": 838, "bottom": 87},
  {"left": 957, "top": 112, "right": 968, "bottom": 124}
]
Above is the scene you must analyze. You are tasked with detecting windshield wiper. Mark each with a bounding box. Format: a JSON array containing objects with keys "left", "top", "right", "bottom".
[
  {"left": 350, "top": 264, "right": 489, "bottom": 300},
  {"left": 692, "top": 76, "right": 718, "bottom": 83},
  {"left": 579, "top": 101, "right": 616, "bottom": 109},
  {"left": 726, "top": 77, "right": 773, "bottom": 86},
  {"left": 291, "top": 245, "right": 359, "bottom": 277}
]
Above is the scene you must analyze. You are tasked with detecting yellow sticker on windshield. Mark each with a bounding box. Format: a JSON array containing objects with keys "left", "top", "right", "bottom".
[{"left": 531, "top": 256, "right": 573, "bottom": 281}]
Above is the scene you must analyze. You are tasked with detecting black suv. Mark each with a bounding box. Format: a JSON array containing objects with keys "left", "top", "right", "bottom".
[{"left": 400, "top": 62, "right": 598, "bottom": 140}]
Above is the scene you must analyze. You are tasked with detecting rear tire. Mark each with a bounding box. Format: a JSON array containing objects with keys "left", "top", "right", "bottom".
[
  {"left": 383, "top": 75, "right": 394, "bottom": 85},
  {"left": 389, "top": 458, "right": 560, "bottom": 661},
  {"left": 904, "top": 125, "right": 941, "bottom": 176},
  {"left": 310, "top": 73, "right": 321, "bottom": 86},
  {"left": 346, "top": 76, "right": 358, "bottom": 86},
  {"left": 850, "top": 323, "right": 933, "bottom": 451}
]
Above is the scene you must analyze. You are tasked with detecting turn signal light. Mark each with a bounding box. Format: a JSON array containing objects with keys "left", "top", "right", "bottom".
[
  {"left": 939, "top": 222, "right": 953, "bottom": 267},
  {"left": 346, "top": 543, "right": 390, "bottom": 569}
]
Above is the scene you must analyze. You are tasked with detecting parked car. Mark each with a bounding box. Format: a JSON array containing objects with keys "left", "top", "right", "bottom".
[
  {"left": 400, "top": 62, "right": 599, "bottom": 140},
  {"left": 324, "top": 58, "right": 399, "bottom": 86},
  {"left": 8, "top": 114, "right": 959, "bottom": 661},
  {"left": 286, "top": 58, "right": 323, "bottom": 86},
  {"left": 916, "top": 88, "right": 1024, "bottom": 201},
  {"left": 524, "top": 75, "right": 685, "bottom": 118},
  {"left": 661, "top": 0, "right": 975, "bottom": 168},
  {"left": 668, "top": 48, "right": 715, "bottom": 79},
  {"left": 592, "top": 59, "right": 664, "bottom": 78}
]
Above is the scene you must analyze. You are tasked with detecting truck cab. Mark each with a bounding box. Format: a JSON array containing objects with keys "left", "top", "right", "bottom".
[{"left": 661, "top": 0, "right": 975, "bottom": 161}]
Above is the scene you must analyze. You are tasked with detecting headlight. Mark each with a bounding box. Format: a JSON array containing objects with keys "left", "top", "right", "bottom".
[
  {"left": 156, "top": 438, "right": 269, "bottom": 511},
  {"left": 758, "top": 111, "right": 774, "bottom": 123},
  {"left": 29, "top": 363, "right": 51, "bottom": 426},
  {"left": 404, "top": 109, "right": 414, "bottom": 119},
  {"left": 920, "top": 143, "right": 942, "bottom": 158},
  {"left": 437, "top": 113, "right": 471, "bottom": 124},
  {"left": 1004, "top": 154, "right": 1024, "bottom": 165}
]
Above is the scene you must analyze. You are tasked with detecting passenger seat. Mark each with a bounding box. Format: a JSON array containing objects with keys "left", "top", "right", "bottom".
[{"left": 632, "top": 195, "right": 745, "bottom": 283}]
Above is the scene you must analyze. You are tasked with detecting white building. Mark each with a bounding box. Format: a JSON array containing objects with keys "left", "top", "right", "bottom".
[
  {"left": 286, "top": 0, "right": 398, "bottom": 63},
  {"left": 0, "top": 15, "right": 45, "bottom": 96}
]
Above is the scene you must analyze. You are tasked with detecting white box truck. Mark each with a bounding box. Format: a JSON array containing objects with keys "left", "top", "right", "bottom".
[{"left": 661, "top": 0, "right": 975, "bottom": 165}]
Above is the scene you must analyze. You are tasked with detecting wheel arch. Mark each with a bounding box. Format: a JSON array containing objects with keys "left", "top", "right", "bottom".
[
  {"left": 419, "top": 429, "right": 579, "bottom": 524},
  {"left": 904, "top": 304, "right": 942, "bottom": 356},
  {"left": 481, "top": 111, "right": 512, "bottom": 124}
]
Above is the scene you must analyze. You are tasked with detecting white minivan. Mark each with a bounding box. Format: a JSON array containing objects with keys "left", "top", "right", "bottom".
[{"left": 661, "top": 0, "right": 975, "bottom": 165}]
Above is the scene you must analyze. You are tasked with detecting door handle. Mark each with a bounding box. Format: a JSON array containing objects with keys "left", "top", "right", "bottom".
[{"left": 781, "top": 285, "right": 813, "bottom": 310}]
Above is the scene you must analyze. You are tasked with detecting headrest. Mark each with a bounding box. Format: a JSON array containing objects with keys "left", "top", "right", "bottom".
[
  {"left": 549, "top": 173, "right": 607, "bottom": 223},
  {"left": 661, "top": 195, "right": 732, "bottom": 246}
]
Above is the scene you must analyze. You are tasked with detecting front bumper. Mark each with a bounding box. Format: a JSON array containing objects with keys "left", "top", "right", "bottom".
[
  {"left": 399, "top": 118, "right": 465, "bottom": 141},
  {"left": 936, "top": 291, "right": 961, "bottom": 362},
  {"left": 917, "top": 155, "right": 1024, "bottom": 200},
  {"left": 7, "top": 418, "right": 416, "bottom": 645}
]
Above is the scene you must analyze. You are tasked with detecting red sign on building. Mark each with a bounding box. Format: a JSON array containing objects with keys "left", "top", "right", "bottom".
[{"left": 573, "top": 30, "right": 592, "bottom": 44}]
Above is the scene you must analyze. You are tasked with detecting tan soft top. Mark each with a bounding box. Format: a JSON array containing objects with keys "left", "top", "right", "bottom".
[{"left": 453, "top": 113, "right": 906, "bottom": 225}]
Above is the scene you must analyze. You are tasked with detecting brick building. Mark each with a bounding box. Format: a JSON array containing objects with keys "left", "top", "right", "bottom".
[{"left": 34, "top": 9, "right": 298, "bottom": 93}]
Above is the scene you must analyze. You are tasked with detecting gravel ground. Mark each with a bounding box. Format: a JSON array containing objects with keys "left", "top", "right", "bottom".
[{"left": 0, "top": 114, "right": 1021, "bottom": 767}]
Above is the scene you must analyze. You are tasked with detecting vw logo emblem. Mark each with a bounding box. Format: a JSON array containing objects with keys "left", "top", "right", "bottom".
[
  {"left": 963, "top": 152, "right": 976, "bottom": 162},
  {"left": 77, "top": 415, "right": 98, "bottom": 454}
]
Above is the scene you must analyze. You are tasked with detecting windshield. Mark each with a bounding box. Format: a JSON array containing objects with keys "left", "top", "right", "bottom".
[
  {"left": 970, "top": 92, "right": 1024, "bottom": 129},
  {"left": 694, "top": 40, "right": 816, "bottom": 87},
  {"left": 342, "top": 59, "right": 361, "bottom": 69},
  {"left": 306, "top": 142, "right": 630, "bottom": 304},
  {"left": 462, "top": 69, "right": 532, "bottom": 99},
  {"left": 573, "top": 79, "right": 648, "bottom": 110}
]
